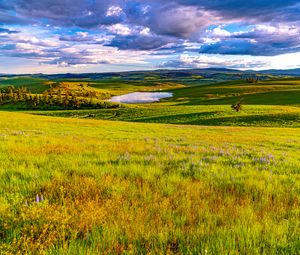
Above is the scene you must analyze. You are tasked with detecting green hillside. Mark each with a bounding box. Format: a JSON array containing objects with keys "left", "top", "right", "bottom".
[
  {"left": 0, "top": 77, "right": 50, "bottom": 93},
  {"left": 37, "top": 105, "right": 300, "bottom": 128},
  {"left": 168, "top": 79, "right": 300, "bottom": 105},
  {"left": 30, "top": 78, "right": 300, "bottom": 128}
]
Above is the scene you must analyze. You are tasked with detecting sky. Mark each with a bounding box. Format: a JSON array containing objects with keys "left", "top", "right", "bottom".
[{"left": 1, "top": 0, "right": 300, "bottom": 74}]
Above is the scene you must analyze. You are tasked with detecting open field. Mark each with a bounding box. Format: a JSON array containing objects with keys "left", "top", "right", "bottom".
[
  {"left": 37, "top": 105, "right": 300, "bottom": 128},
  {"left": 0, "top": 111, "right": 299, "bottom": 254}
]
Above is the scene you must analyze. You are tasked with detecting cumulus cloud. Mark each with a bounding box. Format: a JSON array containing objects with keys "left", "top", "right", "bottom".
[
  {"left": 43, "top": 46, "right": 148, "bottom": 66},
  {"left": 106, "top": 23, "right": 133, "bottom": 36},
  {"left": 0, "top": 27, "right": 150, "bottom": 67},
  {"left": 106, "top": 6, "right": 124, "bottom": 17},
  {"left": 149, "top": 5, "right": 221, "bottom": 38},
  {"left": 160, "top": 54, "right": 268, "bottom": 69},
  {"left": 201, "top": 24, "right": 300, "bottom": 56}
]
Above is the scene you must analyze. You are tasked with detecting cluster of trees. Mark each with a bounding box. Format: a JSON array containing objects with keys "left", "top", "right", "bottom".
[
  {"left": 0, "top": 86, "right": 120, "bottom": 110},
  {"left": 246, "top": 77, "right": 259, "bottom": 83},
  {"left": 48, "top": 83, "right": 111, "bottom": 100},
  {"left": 0, "top": 86, "right": 29, "bottom": 102}
]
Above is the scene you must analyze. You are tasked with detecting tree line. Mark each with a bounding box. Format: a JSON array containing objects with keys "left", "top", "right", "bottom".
[{"left": 0, "top": 86, "right": 120, "bottom": 110}]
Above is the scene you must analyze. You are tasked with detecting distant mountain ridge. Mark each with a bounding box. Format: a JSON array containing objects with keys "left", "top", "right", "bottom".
[
  {"left": 1, "top": 67, "right": 300, "bottom": 79},
  {"left": 257, "top": 68, "right": 300, "bottom": 76}
]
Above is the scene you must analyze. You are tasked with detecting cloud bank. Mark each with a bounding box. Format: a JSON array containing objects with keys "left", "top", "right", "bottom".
[{"left": 0, "top": 0, "right": 300, "bottom": 72}]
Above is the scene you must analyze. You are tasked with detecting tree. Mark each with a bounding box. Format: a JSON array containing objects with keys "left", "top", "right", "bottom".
[{"left": 231, "top": 98, "right": 244, "bottom": 112}]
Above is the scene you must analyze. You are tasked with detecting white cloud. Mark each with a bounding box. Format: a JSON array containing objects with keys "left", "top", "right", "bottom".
[
  {"left": 211, "top": 27, "right": 231, "bottom": 37},
  {"left": 106, "top": 6, "right": 123, "bottom": 17},
  {"left": 160, "top": 54, "right": 268, "bottom": 70},
  {"left": 107, "top": 24, "right": 132, "bottom": 35}
]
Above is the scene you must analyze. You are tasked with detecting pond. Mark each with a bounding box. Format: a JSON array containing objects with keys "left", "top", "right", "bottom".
[{"left": 110, "top": 92, "right": 173, "bottom": 104}]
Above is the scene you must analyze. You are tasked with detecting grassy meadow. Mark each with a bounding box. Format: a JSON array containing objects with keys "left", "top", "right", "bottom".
[
  {"left": 37, "top": 105, "right": 300, "bottom": 128},
  {"left": 0, "top": 112, "right": 299, "bottom": 254},
  {"left": 0, "top": 74, "right": 299, "bottom": 254}
]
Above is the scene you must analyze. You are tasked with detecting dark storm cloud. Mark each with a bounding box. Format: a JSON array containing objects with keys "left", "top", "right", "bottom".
[
  {"left": 107, "top": 34, "right": 179, "bottom": 50},
  {"left": 199, "top": 39, "right": 300, "bottom": 56},
  {"left": 175, "top": 0, "right": 300, "bottom": 16},
  {"left": 0, "top": 10, "right": 30, "bottom": 25},
  {"left": 7, "top": 0, "right": 121, "bottom": 27},
  {"left": 59, "top": 33, "right": 93, "bottom": 42},
  {"left": 3, "top": 0, "right": 300, "bottom": 29}
]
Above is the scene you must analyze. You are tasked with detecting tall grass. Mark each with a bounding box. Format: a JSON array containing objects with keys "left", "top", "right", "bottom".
[{"left": 0, "top": 112, "right": 299, "bottom": 254}]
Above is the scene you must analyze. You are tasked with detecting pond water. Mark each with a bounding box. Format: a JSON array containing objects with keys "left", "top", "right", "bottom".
[{"left": 110, "top": 92, "right": 173, "bottom": 104}]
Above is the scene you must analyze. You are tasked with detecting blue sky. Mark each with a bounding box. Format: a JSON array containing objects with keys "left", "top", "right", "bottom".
[{"left": 1, "top": 0, "right": 300, "bottom": 73}]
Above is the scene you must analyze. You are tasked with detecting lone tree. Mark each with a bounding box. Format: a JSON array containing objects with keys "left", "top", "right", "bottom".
[{"left": 231, "top": 98, "right": 244, "bottom": 112}]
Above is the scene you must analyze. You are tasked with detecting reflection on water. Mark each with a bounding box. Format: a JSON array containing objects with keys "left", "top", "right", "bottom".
[{"left": 110, "top": 92, "right": 173, "bottom": 104}]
